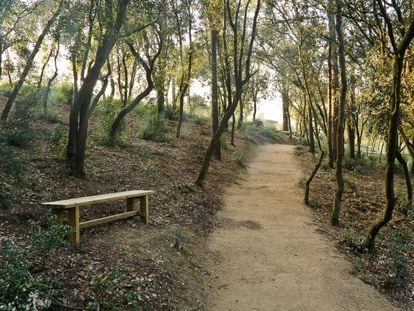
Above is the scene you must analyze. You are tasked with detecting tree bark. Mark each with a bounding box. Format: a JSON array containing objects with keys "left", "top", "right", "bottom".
[
  {"left": 67, "top": 0, "right": 129, "bottom": 176},
  {"left": 361, "top": 3, "right": 414, "bottom": 251},
  {"left": 305, "top": 151, "right": 325, "bottom": 205},
  {"left": 282, "top": 89, "right": 289, "bottom": 132},
  {"left": 196, "top": 0, "right": 260, "bottom": 186},
  {"left": 328, "top": 0, "right": 338, "bottom": 168},
  {"left": 396, "top": 150, "right": 412, "bottom": 207},
  {"left": 330, "top": 0, "right": 347, "bottom": 226},
  {"left": 108, "top": 40, "right": 161, "bottom": 144},
  {"left": 211, "top": 28, "right": 221, "bottom": 160}
]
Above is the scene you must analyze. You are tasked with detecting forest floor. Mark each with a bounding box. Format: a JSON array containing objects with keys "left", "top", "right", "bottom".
[
  {"left": 204, "top": 144, "right": 398, "bottom": 311},
  {"left": 0, "top": 97, "right": 290, "bottom": 310},
  {"left": 299, "top": 147, "right": 414, "bottom": 310}
]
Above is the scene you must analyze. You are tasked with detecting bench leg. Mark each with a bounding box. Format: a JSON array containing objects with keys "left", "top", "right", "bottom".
[
  {"left": 126, "top": 198, "right": 134, "bottom": 212},
  {"left": 69, "top": 206, "right": 80, "bottom": 244},
  {"left": 139, "top": 196, "right": 149, "bottom": 224}
]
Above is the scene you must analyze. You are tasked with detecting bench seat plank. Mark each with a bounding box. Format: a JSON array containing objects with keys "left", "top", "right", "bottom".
[
  {"left": 79, "top": 210, "right": 139, "bottom": 229},
  {"left": 42, "top": 190, "right": 155, "bottom": 209}
]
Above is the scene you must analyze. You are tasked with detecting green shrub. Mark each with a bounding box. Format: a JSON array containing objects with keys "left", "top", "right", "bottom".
[
  {"left": 343, "top": 228, "right": 361, "bottom": 246},
  {"left": 162, "top": 105, "right": 176, "bottom": 120},
  {"left": 53, "top": 82, "right": 73, "bottom": 105},
  {"left": 385, "top": 230, "right": 410, "bottom": 287},
  {"left": 30, "top": 217, "right": 70, "bottom": 254},
  {"left": 0, "top": 239, "right": 63, "bottom": 310},
  {"left": 0, "top": 185, "right": 12, "bottom": 210},
  {"left": 92, "top": 98, "right": 126, "bottom": 144},
  {"left": 138, "top": 112, "right": 170, "bottom": 143},
  {"left": 0, "top": 145, "right": 27, "bottom": 180},
  {"left": 1, "top": 87, "right": 40, "bottom": 147},
  {"left": 344, "top": 157, "right": 372, "bottom": 174},
  {"left": 232, "top": 150, "right": 246, "bottom": 167},
  {"left": 0, "top": 83, "right": 12, "bottom": 97},
  {"left": 240, "top": 120, "right": 279, "bottom": 141},
  {"left": 187, "top": 113, "right": 209, "bottom": 126},
  {"left": 144, "top": 160, "right": 158, "bottom": 176},
  {"left": 48, "top": 125, "right": 68, "bottom": 161},
  {"left": 86, "top": 265, "right": 142, "bottom": 310}
]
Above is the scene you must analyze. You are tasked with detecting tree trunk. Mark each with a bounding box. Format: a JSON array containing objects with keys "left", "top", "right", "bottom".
[
  {"left": 305, "top": 151, "right": 325, "bottom": 205},
  {"left": 1, "top": 0, "right": 63, "bottom": 121},
  {"left": 109, "top": 40, "right": 160, "bottom": 144},
  {"left": 42, "top": 42, "right": 60, "bottom": 118},
  {"left": 328, "top": 0, "right": 338, "bottom": 168},
  {"left": 196, "top": 0, "right": 261, "bottom": 186},
  {"left": 396, "top": 150, "right": 413, "bottom": 207},
  {"left": 67, "top": 0, "right": 129, "bottom": 176},
  {"left": 347, "top": 121, "right": 356, "bottom": 159},
  {"left": 282, "top": 89, "right": 289, "bottom": 132},
  {"left": 211, "top": 29, "right": 221, "bottom": 160},
  {"left": 330, "top": 0, "right": 347, "bottom": 226},
  {"left": 361, "top": 10, "right": 414, "bottom": 251}
]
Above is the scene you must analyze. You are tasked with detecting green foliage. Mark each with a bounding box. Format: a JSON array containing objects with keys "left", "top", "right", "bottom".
[
  {"left": 0, "top": 191, "right": 12, "bottom": 210},
  {"left": 86, "top": 265, "right": 142, "bottom": 310},
  {"left": 0, "top": 239, "right": 63, "bottom": 310},
  {"left": 138, "top": 110, "right": 170, "bottom": 143},
  {"left": 385, "top": 230, "right": 411, "bottom": 288},
  {"left": 1, "top": 85, "right": 40, "bottom": 148},
  {"left": 232, "top": 150, "right": 246, "bottom": 168},
  {"left": 162, "top": 105, "right": 176, "bottom": 120},
  {"left": 240, "top": 120, "right": 280, "bottom": 142},
  {"left": 144, "top": 160, "right": 158, "bottom": 176},
  {"left": 48, "top": 125, "right": 68, "bottom": 161},
  {"left": 30, "top": 217, "right": 70, "bottom": 254},
  {"left": 188, "top": 94, "right": 208, "bottom": 115},
  {"left": 186, "top": 112, "right": 209, "bottom": 126},
  {"left": 92, "top": 98, "right": 126, "bottom": 145},
  {"left": 0, "top": 83, "right": 12, "bottom": 97},
  {"left": 343, "top": 228, "right": 361, "bottom": 246},
  {"left": 344, "top": 156, "right": 377, "bottom": 174},
  {"left": 138, "top": 145, "right": 151, "bottom": 159},
  {"left": 0, "top": 145, "right": 27, "bottom": 181},
  {"left": 0, "top": 217, "right": 69, "bottom": 309},
  {"left": 53, "top": 82, "right": 73, "bottom": 104}
]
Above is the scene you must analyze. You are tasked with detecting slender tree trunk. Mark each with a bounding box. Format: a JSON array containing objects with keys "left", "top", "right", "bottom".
[
  {"left": 42, "top": 42, "right": 60, "bottom": 118},
  {"left": 211, "top": 28, "right": 221, "bottom": 160},
  {"left": 361, "top": 10, "right": 414, "bottom": 251},
  {"left": 396, "top": 150, "right": 413, "bottom": 207},
  {"left": 347, "top": 121, "right": 356, "bottom": 159},
  {"left": 109, "top": 40, "right": 160, "bottom": 144},
  {"left": 1, "top": 0, "right": 63, "bottom": 121},
  {"left": 305, "top": 151, "right": 325, "bottom": 205},
  {"left": 196, "top": 0, "right": 260, "bottom": 186},
  {"left": 327, "top": 1, "right": 336, "bottom": 168},
  {"left": 330, "top": 0, "right": 347, "bottom": 226},
  {"left": 38, "top": 47, "right": 54, "bottom": 89},
  {"left": 176, "top": 3, "right": 193, "bottom": 138},
  {"left": 67, "top": 0, "right": 129, "bottom": 176},
  {"left": 282, "top": 89, "right": 289, "bottom": 132}
]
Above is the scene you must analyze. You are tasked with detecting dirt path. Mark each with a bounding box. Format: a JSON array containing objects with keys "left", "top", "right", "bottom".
[{"left": 206, "top": 144, "right": 398, "bottom": 311}]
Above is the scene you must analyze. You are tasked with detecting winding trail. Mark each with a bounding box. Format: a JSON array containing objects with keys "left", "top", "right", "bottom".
[{"left": 206, "top": 144, "right": 398, "bottom": 311}]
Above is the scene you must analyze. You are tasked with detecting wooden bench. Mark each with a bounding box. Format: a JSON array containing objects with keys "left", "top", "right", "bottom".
[{"left": 42, "top": 190, "right": 155, "bottom": 244}]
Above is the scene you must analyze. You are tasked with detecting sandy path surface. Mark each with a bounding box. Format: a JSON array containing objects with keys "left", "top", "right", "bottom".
[{"left": 206, "top": 144, "right": 398, "bottom": 311}]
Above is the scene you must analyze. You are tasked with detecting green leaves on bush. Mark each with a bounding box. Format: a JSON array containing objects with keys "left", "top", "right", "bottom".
[
  {"left": 385, "top": 230, "right": 411, "bottom": 288},
  {"left": 0, "top": 217, "right": 69, "bottom": 309},
  {"left": 48, "top": 125, "right": 68, "bottom": 161},
  {"left": 138, "top": 111, "right": 170, "bottom": 143},
  {"left": 86, "top": 265, "right": 143, "bottom": 310}
]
